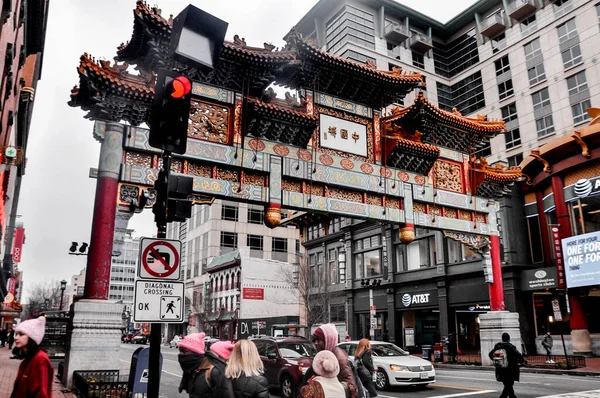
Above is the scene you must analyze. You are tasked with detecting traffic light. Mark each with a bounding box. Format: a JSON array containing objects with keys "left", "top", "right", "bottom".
[
  {"left": 149, "top": 70, "right": 193, "bottom": 154},
  {"left": 153, "top": 173, "right": 194, "bottom": 224}
]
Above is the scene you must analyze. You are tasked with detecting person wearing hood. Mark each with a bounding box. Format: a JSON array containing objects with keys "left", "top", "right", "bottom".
[
  {"left": 303, "top": 323, "right": 357, "bottom": 396},
  {"left": 192, "top": 340, "right": 236, "bottom": 397},
  {"left": 177, "top": 333, "right": 207, "bottom": 395},
  {"left": 11, "top": 316, "right": 54, "bottom": 398},
  {"left": 299, "top": 350, "right": 356, "bottom": 398}
]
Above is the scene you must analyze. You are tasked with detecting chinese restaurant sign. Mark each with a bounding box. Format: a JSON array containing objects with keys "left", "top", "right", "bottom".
[{"left": 562, "top": 231, "right": 600, "bottom": 288}]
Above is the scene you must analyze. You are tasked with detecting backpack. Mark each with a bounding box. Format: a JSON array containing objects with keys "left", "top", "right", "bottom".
[{"left": 492, "top": 347, "right": 509, "bottom": 369}]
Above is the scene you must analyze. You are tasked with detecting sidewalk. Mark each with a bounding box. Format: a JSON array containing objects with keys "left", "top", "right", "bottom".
[
  {"left": 0, "top": 346, "right": 76, "bottom": 398},
  {"left": 434, "top": 356, "right": 600, "bottom": 377}
]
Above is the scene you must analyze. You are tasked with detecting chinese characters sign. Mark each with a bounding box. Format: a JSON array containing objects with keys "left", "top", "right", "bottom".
[
  {"left": 319, "top": 114, "right": 367, "bottom": 157},
  {"left": 552, "top": 227, "right": 566, "bottom": 289}
]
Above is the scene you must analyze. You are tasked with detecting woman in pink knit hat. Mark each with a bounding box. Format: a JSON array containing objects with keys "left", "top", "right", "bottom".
[
  {"left": 299, "top": 350, "right": 356, "bottom": 398},
  {"left": 11, "top": 316, "right": 54, "bottom": 398},
  {"left": 177, "top": 332, "right": 207, "bottom": 394}
]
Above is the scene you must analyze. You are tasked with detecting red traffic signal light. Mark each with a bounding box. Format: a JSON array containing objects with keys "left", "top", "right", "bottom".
[{"left": 169, "top": 76, "right": 191, "bottom": 99}]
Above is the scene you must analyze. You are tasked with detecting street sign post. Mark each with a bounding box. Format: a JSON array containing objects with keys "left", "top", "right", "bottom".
[
  {"left": 133, "top": 280, "right": 185, "bottom": 323},
  {"left": 138, "top": 238, "right": 182, "bottom": 280}
]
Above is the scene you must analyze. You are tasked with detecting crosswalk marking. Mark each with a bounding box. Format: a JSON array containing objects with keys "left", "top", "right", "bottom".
[{"left": 539, "top": 390, "right": 600, "bottom": 398}]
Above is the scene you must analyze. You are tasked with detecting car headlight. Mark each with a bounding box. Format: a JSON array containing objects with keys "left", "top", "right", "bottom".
[
  {"left": 431, "top": 364, "right": 434, "bottom": 370},
  {"left": 389, "top": 364, "right": 410, "bottom": 372},
  {"left": 298, "top": 366, "right": 309, "bottom": 374}
]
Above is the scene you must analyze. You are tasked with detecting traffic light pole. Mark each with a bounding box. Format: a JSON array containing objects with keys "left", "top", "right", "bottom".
[{"left": 148, "top": 151, "right": 171, "bottom": 398}]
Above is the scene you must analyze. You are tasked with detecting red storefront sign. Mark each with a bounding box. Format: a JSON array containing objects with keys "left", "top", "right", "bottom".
[
  {"left": 13, "top": 227, "right": 25, "bottom": 263},
  {"left": 242, "top": 287, "right": 264, "bottom": 300},
  {"left": 552, "top": 227, "right": 566, "bottom": 289}
]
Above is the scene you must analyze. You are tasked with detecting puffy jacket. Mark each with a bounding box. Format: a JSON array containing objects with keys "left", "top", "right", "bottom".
[
  {"left": 11, "top": 349, "right": 53, "bottom": 398},
  {"left": 189, "top": 353, "right": 234, "bottom": 398},
  {"left": 231, "top": 374, "right": 270, "bottom": 398}
]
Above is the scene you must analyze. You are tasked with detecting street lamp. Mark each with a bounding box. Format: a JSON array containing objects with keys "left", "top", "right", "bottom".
[
  {"left": 169, "top": 4, "right": 228, "bottom": 73},
  {"left": 59, "top": 280, "right": 67, "bottom": 311}
]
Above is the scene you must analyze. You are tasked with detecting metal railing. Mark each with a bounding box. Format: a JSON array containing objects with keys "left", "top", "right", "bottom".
[
  {"left": 524, "top": 355, "right": 586, "bottom": 369},
  {"left": 73, "top": 370, "right": 130, "bottom": 398}
]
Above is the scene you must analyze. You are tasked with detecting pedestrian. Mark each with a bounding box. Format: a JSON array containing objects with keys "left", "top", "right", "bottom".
[
  {"left": 489, "top": 332, "right": 524, "bottom": 398},
  {"left": 0, "top": 327, "right": 6, "bottom": 347},
  {"left": 177, "top": 332, "right": 207, "bottom": 394},
  {"left": 7, "top": 328, "right": 15, "bottom": 349},
  {"left": 299, "top": 350, "right": 356, "bottom": 398},
  {"left": 447, "top": 332, "right": 457, "bottom": 363},
  {"left": 225, "top": 339, "right": 270, "bottom": 398},
  {"left": 542, "top": 332, "right": 553, "bottom": 364},
  {"left": 302, "top": 323, "right": 357, "bottom": 396},
  {"left": 354, "top": 339, "right": 377, "bottom": 397},
  {"left": 345, "top": 335, "right": 351, "bottom": 342},
  {"left": 186, "top": 340, "right": 235, "bottom": 397},
  {"left": 10, "top": 316, "right": 54, "bottom": 398}
]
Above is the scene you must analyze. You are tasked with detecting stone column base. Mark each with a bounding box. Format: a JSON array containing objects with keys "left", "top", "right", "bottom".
[
  {"left": 479, "top": 311, "right": 521, "bottom": 366},
  {"left": 572, "top": 328, "right": 593, "bottom": 357},
  {"left": 62, "top": 300, "right": 124, "bottom": 388}
]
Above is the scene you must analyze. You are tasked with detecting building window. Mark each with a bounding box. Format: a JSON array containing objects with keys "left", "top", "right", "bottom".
[
  {"left": 494, "top": 56, "right": 510, "bottom": 76},
  {"left": 474, "top": 142, "right": 491, "bottom": 157},
  {"left": 387, "top": 42, "right": 401, "bottom": 59},
  {"left": 554, "top": 0, "right": 573, "bottom": 17},
  {"left": 566, "top": 71, "right": 587, "bottom": 96},
  {"left": 220, "top": 232, "right": 237, "bottom": 248},
  {"left": 562, "top": 45, "right": 582, "bottom": 69},
  {"left": 501, "top": 103, "right": 518, "bottom": 123},
  {"left": 326, "top": 4, "right": 375, "bottom": 54},
  {"left": 355, "top": 249, "right": 381, "bottom": 278},
  {"left": 340, "top": 49, "right": 375, "bottom": 65},
  {"left": 248, "top": 208, "right": 264, "bottom": 224},
  {"left": 505, "top": 128, "right": 521, "bottom": 149},
  {"left": 247, "top": 234, "right": 263, "bottom": 251},
  {"left": 406, "top": 232, "right": 436, "bottom": 270},
  {"left": 524, "top": 38, "right": 542, "bottom": 61},
  {"left": 330, "top": 304, "right": 346, "bottom": 322},
  {"left": 491, "top": 32, "right": 506, "bottom": 54},
  {"left": 272, "top": 237, "right": 287, "bottom": 253},
  {"left": 520, "top": 14, "right": 537, "bottom": 35},
  {"left": 296, "top": 239, "right": 301, "bottom": 253},
  {"left": 221, "top": 205, "right": 238, "bottom": 221},
  {"left": 572, "top": 99, "right": 592, "bottom": 124},
  {"left": 557, "top": 19, "right": 578, "bottom": 43},
  {"left": 412, "top": 52, "right": 424, "bottom": 69},
  {"left": 532, "top": 88, "right": 550, "bottom": 110},
  {"left": 527, "top": 63, "right": 546, "bottom": 85},
  {"left": 536, "top": 115, "right": 555, "bottom": 137},
  {"left": 597, "top": 3, "right": 600, "bottom": 23},
  {"left": 508, "top": 153, "right": 523, "bottom": 168},
  {"left": 328, "top": 248, "right": 338, "bottom": 284},
  {"left": 307, "top": 223, "right": 325, "bottom": 240},
  {"left": 498, "top": 80, "right": 514, "bottom": 100},
  {"left": 432, "top": 30, "right": 479, "bottom": 78}
]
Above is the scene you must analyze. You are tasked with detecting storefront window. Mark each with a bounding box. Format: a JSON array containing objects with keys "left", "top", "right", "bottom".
[
  {"left": 526, "top": 216, "right": 544, "bottom": 264},
  {"left": 570, "top": 197, "right": 600, "bottom": 235}
]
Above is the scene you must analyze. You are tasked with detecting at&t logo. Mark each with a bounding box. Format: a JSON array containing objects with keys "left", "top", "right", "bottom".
[{"left": 402, "top": 293, "right": 430, "bottom": 307}]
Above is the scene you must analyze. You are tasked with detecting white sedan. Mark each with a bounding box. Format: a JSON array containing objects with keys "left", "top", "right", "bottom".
[{"left": 337, "top": 341, "right": 435, "bottom": 390}]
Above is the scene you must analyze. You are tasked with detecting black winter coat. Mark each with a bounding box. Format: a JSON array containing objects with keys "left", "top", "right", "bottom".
[
  {"left": 189, "top": 353, "right": 235, "bottom": 398},
  {"left": 488, "top": 342, "right": 524, "bottom": 382},
  {"left": 357, "top": 350, "right": 377, "bottom": 397},
  {"left": 231, "top": 374, "right": 270, "bottom": 398}
]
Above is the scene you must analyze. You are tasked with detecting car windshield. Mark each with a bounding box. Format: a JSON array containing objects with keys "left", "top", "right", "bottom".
[
  {"left": 278, "top": 342, "right": 317, "bottom": 358},
  {"left": 371, "top": 343, "right": 409, "bottom": 357}
]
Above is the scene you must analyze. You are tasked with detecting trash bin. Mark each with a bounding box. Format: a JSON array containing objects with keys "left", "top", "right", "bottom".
[
  {"left": 433, "top": 343, "right": 443, "bottom": 362},
  {"left": 422, "top": 345, "right": 432, "bottom": 361}
]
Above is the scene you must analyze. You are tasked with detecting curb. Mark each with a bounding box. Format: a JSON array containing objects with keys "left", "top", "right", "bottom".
[{"left": 434, "top": 363, "right": 600, "bottom": 377}]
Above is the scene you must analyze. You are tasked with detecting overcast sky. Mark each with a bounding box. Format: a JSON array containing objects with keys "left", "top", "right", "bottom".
[{"left": 17, "top": 0, "right": 477, "bottom": 302}]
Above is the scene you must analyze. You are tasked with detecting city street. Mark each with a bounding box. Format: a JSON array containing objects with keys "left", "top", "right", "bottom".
[{"left": 119, "top": 344, "right": 600, "bottom": 398}]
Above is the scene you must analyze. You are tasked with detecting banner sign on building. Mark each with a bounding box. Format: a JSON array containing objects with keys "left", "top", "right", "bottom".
[
  {"left": 242, "top": 288, "right": 264, "bottom": 300},
  {"left": 562, "top": 231, "right": 600, "bottom": 288},
  {"left": 521, "top": 268, "right": 558, "bottom": 291},
  {"left": 12, "top": 227, "right": 25, "bottom": 263}
]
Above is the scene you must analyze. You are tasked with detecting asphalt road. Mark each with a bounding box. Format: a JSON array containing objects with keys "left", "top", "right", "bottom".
[{"left": 119, "top": 344, "right": 600, "bottom": 398}]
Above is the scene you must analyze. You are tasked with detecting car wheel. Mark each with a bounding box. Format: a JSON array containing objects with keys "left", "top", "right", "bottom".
[
  {"left": 375, "top": 368, "right": 389, "bottom": 390},
  {"left": 280, "top": 375, "right": 295, "bottom": 398}
]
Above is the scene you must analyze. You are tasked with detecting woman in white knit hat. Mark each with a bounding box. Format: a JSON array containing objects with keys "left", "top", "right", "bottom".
[{"left": 10, "top": 316, "right": 54, "bottom": 398}]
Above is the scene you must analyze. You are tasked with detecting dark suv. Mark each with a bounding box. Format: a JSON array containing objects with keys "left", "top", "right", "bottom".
[{"left": 251, "top": 337, "right": 316, "bottom": 398}]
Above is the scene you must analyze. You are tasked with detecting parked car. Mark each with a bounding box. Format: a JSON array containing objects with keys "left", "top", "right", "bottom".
[
  {"left": 169, "top": 335, "right": 182, "bottom": 348},
  {"left": 251, "top": 337, "right": 316, "bottom": 398},
  {"left": 337, "top": 341, "right": 435, "bottom": 390},
  {"left": 132, "top": 334, "right": 149, "bottom": 345}
]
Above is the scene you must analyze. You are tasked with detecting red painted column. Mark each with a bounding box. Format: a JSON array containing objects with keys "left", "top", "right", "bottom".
[
  {"left": 84, "top": 122, "right": 124, "bottom": 300},
  {"left": 489, "top": 234, "right": 505, "bottom": 311}
]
